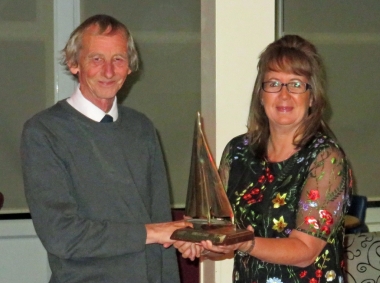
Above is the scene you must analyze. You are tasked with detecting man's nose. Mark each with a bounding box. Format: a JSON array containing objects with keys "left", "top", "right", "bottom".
[{"left": 103, "top": 61, "right": 115, "bottom": 78}]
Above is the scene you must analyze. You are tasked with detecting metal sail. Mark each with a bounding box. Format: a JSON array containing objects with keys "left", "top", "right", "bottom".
[{"left": 184, "top": 112, "right": 233, "bottom": 222}]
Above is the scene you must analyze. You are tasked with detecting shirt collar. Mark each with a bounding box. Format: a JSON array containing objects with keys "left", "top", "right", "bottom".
[{"left": 66, "top": 86, "right": 119, "bottom": 122}]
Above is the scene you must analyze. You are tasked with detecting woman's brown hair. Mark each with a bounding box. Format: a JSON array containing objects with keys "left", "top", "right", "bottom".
[{"left": 247, "top": 35, "right": 334, "bottom": 157}]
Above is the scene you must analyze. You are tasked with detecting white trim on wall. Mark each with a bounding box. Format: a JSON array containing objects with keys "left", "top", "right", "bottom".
[{"left": 54, "top": 0, "right": 80, "bottom": 102}]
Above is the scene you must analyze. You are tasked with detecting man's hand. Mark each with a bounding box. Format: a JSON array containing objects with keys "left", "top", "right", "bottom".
[{"left": 145, "top": 220, "right": 192, "bottom": 247}]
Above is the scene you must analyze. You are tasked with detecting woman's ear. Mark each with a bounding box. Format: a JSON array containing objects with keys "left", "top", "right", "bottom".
[{"left": 309, "top": 96, "right": 313, "bottom": 107}]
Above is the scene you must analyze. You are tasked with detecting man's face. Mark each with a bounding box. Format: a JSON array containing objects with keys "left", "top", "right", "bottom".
[{"left": 69, "top": 25, "right": 131, "bottom": 110}]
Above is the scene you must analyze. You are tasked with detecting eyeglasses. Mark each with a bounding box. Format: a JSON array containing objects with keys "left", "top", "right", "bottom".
[{"left": 261, "top": 81, "right": 312, "bottom": 94}]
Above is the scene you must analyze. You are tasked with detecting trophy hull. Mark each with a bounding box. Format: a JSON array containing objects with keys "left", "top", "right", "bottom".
[{"left": 171, "top": 219, "right": 253, "bottom": 245}]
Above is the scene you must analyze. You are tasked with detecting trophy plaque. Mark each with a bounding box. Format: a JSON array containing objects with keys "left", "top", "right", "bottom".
[{"left": 170, "top": 112, "right": 253, "bottom": 245}]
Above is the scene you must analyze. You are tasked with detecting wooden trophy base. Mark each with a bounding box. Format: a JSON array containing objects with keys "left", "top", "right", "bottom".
[{"left": 171, "top": 219, "right": 253, "bottom": 245}]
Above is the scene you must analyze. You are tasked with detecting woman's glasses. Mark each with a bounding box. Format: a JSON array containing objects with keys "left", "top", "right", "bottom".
[{"left": 262, "top": 81, "right": 312, "bottom": 94}]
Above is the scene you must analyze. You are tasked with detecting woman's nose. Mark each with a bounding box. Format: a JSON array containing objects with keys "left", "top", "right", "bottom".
[{"left": 279, "top": 84, "right": 291, "bottom": 99}]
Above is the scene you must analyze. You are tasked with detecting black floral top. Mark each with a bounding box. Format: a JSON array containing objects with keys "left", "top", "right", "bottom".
[{"left": 219, "top": 133, "right": 352, "bottom": 283}]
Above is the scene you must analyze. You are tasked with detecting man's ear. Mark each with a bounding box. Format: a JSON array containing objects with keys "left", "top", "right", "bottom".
[{"left": 68, "top": 63, "right": 79, "bottom": 75}]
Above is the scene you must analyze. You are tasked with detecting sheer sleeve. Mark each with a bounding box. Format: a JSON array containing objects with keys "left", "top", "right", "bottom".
[{"left": 296, "top": 145, "right": 350, "bottom": 240}]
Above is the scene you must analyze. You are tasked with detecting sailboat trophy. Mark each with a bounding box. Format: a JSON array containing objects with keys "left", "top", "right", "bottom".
[{"left": 170, "top": 112, "right": 253, "bottom": 245}]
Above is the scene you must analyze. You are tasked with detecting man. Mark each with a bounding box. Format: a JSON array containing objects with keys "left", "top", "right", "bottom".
[{"left": 21, "top": 14, "right": 188, "bottom": 283}]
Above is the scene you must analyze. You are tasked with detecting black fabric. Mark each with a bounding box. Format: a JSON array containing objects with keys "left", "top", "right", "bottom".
[
  {"left": 100, "top": 114, "right": 113, "bottom": 123},
  {"left": 219, "top": 133, "right": 352, "bottom": 283}
]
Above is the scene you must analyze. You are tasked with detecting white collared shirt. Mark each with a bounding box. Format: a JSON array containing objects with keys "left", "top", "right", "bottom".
[{"left": 67, "top": 86, "right": 118, "bottom": 122}]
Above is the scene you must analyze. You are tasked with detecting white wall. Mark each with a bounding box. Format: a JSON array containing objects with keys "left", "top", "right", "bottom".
[
  {"left": 281, "top": 0, "right": 380, "bottom": 201},
  {"left": 200, "top": 1, "right": 275, "bottom": 282},
  {"left": 0, "top": 220, "right": 50, "bottom": 282},
  {"left": 366, "top": 207, "right": 380, "bottom": 232}
]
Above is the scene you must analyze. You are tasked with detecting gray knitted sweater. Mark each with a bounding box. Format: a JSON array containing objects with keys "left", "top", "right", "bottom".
[{"left": 21, "top": 100, "right": 180, "bottom": 283}]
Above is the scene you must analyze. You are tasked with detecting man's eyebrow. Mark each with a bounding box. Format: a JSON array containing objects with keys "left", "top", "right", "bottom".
[
  {"left": 87, "top": 53, "right": 103, "bottom": 57},
  {"left": 113, "top": 53, "right": 128, "bottom": 58}
]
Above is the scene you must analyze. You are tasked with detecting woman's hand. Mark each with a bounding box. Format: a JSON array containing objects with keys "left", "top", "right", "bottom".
[
  {"left": 200, "top": 226, "right": 255, "bottom": 255},
  {"left": 174, "top": 241, "right": 203, "bottom": 261}
]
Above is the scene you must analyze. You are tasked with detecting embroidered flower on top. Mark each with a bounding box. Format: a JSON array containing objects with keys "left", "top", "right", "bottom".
[
  {"left": 299, "top": 270, "right": 307, "bottom": 278},
  {"left": 272, "top": 216, "right": 287, "bottom": 232},
  {"left": 305, "top": 216, "right": 320, "bottom": 229},
  {"left": 272, "top": 193, "right": 287, "bottom": 208},
  {"left": 315, "top": 269, "right": 323, "bottom": 278},
  {"left": 325, "top": 270, "right": 336, "bottom": 282},
  {"left": 307, "top": 189, "right": 320, "bottom": 201},
  {"left": 242, "top": 187, "right": 263, "bottom": 204},
  {"left": 319, "top": 210, "right": 333, "bottom": 225},
  {"left": 320, "top": 225, "right": 331, "bottom": 235}
]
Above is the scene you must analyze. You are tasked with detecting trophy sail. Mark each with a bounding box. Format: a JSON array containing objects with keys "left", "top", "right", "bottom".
[
  {"left": 185, "top": 112, "right": 233, "bottom": 222},
  {"left": 171, "top": 112, "right": 253, "bottom": 245}
]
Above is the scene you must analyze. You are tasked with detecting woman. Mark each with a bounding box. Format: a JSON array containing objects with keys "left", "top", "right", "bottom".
[{"left": 178, "top": 35, "right": 352, "bottom": 283}]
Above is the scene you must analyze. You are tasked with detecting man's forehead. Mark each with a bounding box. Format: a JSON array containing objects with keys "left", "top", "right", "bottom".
[{"left": 84, "top": 24, "right": 123, "bottom": 37}]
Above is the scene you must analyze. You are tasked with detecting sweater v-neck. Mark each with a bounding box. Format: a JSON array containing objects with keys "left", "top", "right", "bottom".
[{"left": 59, "top": 100, "right": 122, "bottom": 129}]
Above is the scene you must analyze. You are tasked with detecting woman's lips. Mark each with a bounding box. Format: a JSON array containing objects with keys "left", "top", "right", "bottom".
[{"left": 277, "top": 106, "right": 293, "bottom": 112}]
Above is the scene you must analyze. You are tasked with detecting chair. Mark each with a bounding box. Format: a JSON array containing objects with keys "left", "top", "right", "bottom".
[
  {"left": 345, "top": 194, "right": 369, "bottom": 234},
  {"left": 343, "top": 232, "right": 380, "bottom": 282}
]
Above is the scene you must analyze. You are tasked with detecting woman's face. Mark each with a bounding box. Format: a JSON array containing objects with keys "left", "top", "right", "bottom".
[{"left": 261, "top": 71, "right": 312, "bottom": 133}]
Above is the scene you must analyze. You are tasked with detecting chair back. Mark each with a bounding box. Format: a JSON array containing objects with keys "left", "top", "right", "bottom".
[{"left": 346, "top": 194, "right": 369, "bottom": 234}]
